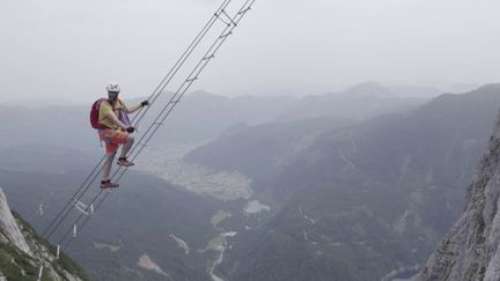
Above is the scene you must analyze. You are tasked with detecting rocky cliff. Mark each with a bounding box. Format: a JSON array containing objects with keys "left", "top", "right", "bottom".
[
  {"left": 417, "top": 110, "right": 500, "bottom": 281},
  {"left": 0, "top": 188, "right": 32, "bottom": 256},
  {"left": 0, "top": 187, "right": 90, "bottom": 281}
]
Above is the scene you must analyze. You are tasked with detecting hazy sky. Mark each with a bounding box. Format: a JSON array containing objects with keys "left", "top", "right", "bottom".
[{"left": 1, "top": 0, "right": 500, "bottom": 103}]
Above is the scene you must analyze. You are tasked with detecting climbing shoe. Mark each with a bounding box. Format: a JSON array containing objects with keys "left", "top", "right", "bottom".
[
  {"left": 100, "top": 180, "right": 119, "bottom": 189},
  {"left": 117, "top": 157, "right": 135, "bottom": 167}
]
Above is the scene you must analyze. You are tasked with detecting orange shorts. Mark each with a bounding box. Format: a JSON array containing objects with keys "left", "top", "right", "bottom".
[{"left": 98, "top": 129, "right": 129, "bottom": 155}]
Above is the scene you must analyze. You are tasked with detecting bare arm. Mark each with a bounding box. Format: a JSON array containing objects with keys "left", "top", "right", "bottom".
[{"left": 125, "top": 103, "right": 143, "bottom": 114}]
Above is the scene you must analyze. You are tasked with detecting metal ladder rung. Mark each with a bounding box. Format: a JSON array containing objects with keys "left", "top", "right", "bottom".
[
  {"left": 221, "top": 10, "right": 238, "bottom": 26},
  {"left": 56, "top": 245, "right": 61, "bottom": 259},
  {"left": 73, "top": 224, "right": 78, "bottom": 238},
  {"left": 185, "top": 77, "right": 198, "bottom": 83},
  {"left": 215, "top": 14, "right": 230, "bottom": 26},
  {"left": 75, "top": 205, "right": 89, "bottom": 216},
  {"left": 75, "top": 201, "right": 93, "bottom": 216},
  {"left": 215, "top": 11, "right": 236, "bottom": 26},
  {"left": 75, "top": 201, "right": 86, "bottom": 209},
  {"left": 238, "top": 6, "right": 252, "bottom": 15},
  {"left": 219, "top": 31, "right": 233, "bottom": 39},
  {"left": 202, "top": 54, "right": 215, "bottom": 61}
]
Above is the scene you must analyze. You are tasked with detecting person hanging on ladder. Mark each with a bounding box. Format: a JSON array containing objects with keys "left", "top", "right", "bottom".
[{"left": 90, "top": 82, "right": 149, "bottom": 189}]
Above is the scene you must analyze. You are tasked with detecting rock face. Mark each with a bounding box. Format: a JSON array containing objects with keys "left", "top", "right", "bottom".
[
  {"left": 0, "top": 187, "right": 32, "bottom": 255},
  {"left": 417, "top": 111, "right": 500, "bottom": 281},
  {"left": 0, "top": 187, "right": 91, "bottom": 281}
]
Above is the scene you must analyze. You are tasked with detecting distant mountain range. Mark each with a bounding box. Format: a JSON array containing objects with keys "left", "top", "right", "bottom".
[
  {"left": 278, "top": 82, "right": 427, "bottom": 122},
  {"left": 2, "top": 83, "right": 496, "bottom": 281},
  {"left": 0, "top": 83, "right": 427, "bottom": 150},
  {"left": 186, "top": 84, "right": 500, "bottom": 281}
]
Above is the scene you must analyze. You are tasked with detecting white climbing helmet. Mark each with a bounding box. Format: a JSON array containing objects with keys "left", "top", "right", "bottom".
[{"left": 106, "top": 82, "right": 120, "bottom": 93}]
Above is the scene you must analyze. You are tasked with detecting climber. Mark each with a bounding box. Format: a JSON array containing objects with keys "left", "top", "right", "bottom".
[{"left": 90, "top": 82, "right": 149, "bottom": 189}]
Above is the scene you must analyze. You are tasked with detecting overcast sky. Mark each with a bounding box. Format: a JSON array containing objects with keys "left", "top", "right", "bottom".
[{"left": 1, "top": 0, "right": 500, "bottom": 103}]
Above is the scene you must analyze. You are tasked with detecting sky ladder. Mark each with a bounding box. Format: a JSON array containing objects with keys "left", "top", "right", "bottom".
[{"left": 36, "top": 0, "right": 256, "bottom": 279}]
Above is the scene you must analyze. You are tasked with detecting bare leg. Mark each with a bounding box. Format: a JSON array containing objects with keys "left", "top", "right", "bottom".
[
  {"left": 102, "top": 152, "right": 117, "bottom": 181},
  {"left": 120, "top": 135, "right": 135, "bottom": 159}
]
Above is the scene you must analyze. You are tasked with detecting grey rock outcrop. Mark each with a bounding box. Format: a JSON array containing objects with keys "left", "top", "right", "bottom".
[
  {"left": 417, "top": 112, "right": 500, "bottom": 281},
  {"left": 0, "top": 187, "right": 32, "bottom": 255},
  {"left": 0, "top": 186, "right": 91, "bottom": 280}
]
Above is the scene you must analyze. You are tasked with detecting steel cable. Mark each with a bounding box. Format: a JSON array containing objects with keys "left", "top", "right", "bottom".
[
  {"left": 42, "top": 0, "right": 233, "bottom": 241},
  {"left": 60, "top": 0, "right": 256, "bottom": 249}
]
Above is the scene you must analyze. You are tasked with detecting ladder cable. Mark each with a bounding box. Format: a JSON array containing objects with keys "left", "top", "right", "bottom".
[
  {"left": 41, "top": 0, "right": 234, "bottom": 241},
  {"left": 60, "top": 0, "right": 256, "bottom": 249}
]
